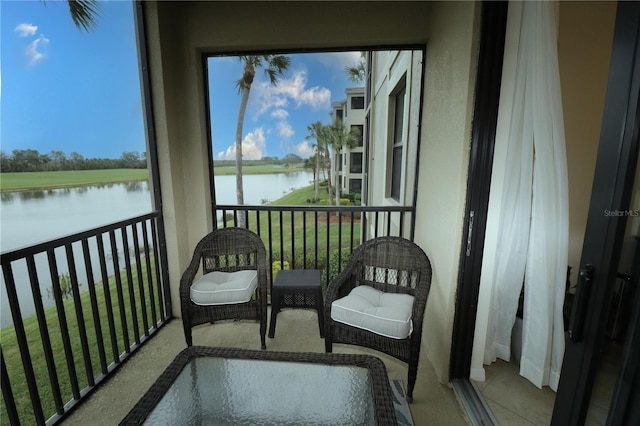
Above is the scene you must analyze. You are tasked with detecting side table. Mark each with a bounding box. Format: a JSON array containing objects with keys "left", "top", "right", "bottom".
[{"left": 268, "top": 269, "right": 324, "bottom": 338}]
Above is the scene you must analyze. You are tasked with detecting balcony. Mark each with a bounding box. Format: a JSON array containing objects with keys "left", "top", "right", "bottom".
[
  {"left": 62, "top": 313, "right": 467, "bottom": 425},
  {"left": 1, "top": 204, "right": 465, "bottom": 424}
]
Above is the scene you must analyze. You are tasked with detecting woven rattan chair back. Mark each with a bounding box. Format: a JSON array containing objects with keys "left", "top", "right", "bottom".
[
  {"left": 324, "top": 236, "right": 432, "bottom": 402},
  {"left": 180, "top": 227, "right": 268, "bottom": 349}
]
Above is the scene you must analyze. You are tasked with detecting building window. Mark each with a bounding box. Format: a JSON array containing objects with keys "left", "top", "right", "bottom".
[
  {"left": 352, "top": 125, "right": 363, "bottom": 147},
  {"left": 366, "top": 52, "right": 372, "bottom": 107},
  {"left": 336, "top": 109, "right": 344, "bottom": 121},
  {"left": 349, "top": 179, "right": 362, "bottom": 194},
  {"left": 350, "top": 153, "right": 362, "bottom": 173},
  {"left": 351, "top": 96, "right": 364, "bottom": 110},
  {"left": 390, "top": 84, "right": 406, "bottom": 201}
]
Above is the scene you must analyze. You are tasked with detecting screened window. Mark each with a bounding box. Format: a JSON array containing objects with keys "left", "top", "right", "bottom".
[
  {"left": 352, "top": 125, "right": 364, "bottom": 147},
  {"left": 349, "top": 179, "right": 362, "bottom": 194},
  {"left": 351, "top": 96, "right": 365, "bottom": 110},
  {"left": 350, "top": 152, "right": 363, "bottom": 173},
  {"left": 390, "top": 84, "right": 406, "bottom": 201}
]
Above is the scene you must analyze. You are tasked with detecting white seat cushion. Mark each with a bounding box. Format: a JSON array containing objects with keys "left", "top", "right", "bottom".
[
  {"left": 190, "top": 270, "right": 258, "bottom": 306},
  {"left": 330, "top": 285, "right": 414, "bottom": 339}
]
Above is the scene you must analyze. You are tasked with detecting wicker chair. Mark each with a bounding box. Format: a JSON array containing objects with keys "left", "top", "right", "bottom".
[
  {"left": 180, "top": 227, "right": 268, "bottom": 349},
  {"left": 324, "top": 236, "right": 432, "bottom": 402}
]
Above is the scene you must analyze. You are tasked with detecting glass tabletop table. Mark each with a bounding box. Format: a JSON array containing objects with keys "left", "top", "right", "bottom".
[{"left": 120, "top": 346, "right": 398, "bottom": 425}]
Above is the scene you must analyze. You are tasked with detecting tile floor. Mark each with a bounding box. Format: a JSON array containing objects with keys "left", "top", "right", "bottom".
[
  {"left": 474, "top": 360, "right": 556, "bottom": 425},
  {"left": 475, "top": 348, "right": 619, "bottom": 426},
  {"left": 62, "top": 309, "right": 469, "bottom": 425}
]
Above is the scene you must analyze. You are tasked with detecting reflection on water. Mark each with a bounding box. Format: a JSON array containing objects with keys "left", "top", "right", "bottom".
[
  {"left": 1, "top": 182, "right": 149, "bottom": 204},
  {"left": 0, "top": 172, "right": 313, "bottom": 326}
]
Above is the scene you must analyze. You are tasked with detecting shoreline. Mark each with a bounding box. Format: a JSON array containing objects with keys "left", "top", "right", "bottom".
[{"left": 0, "top": 166, "right": 309, "bottom": 193}]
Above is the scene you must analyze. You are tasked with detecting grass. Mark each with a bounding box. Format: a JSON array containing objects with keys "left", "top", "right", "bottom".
[
  {"left": 0, "top": 170, "right": 149, "bottom": 192},
  {"left": 213, "top": 162, "right": 307, "bottom": 175},
  {"left": 270, "top": 183, "right": 320, "bottom": 205},
  {"left": 0, "top": 180, "right": 361, "bottom": 424},
  {"left": 0, "top": 257, "right": 163, "bottom": 425},
  {"left": 231, "top": 183, "right": 361, "bottom": 279}
]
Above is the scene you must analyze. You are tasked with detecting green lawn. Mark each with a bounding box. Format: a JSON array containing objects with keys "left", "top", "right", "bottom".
[
  {"left": 213, "top": 162, "right": 307, "bottom": 175},
  {"left": 0, "top": 170, "right": 149, "bottom": 192},
  {"left": 231, "top": 183, "right": 361, "bottom": 279},
  {"left": 0, "top": 257, "right": 163, "bottom": 425},
  {"left": 0, "top": 179, "right": 362, "bottom": 424}
]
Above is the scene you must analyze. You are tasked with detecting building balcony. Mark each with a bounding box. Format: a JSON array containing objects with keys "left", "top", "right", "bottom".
[
  {"left": 62, "top": 311, "right": 467, "bottom": 425},
  {"left": 1, "top": 203, "right": 469, "bottom": 424}
]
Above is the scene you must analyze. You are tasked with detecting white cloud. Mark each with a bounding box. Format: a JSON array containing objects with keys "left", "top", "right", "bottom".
[
  {"left": 271, "top": 109, "right": 288, "bottom": 119},
  {"left": 278, "top": 121, "right": 294, "bottom": 139},
  {"left": 15, "top": 23, "right": 38, "bottom": 37},
  {"left": 26, "top": 35, "right": 49, "bottom": 66},
  {"left": 217, "top": 128, "right": 266, "bottom": 160},
  {"left": 274, "top": 71, "right": 331, "bottom": 109},
  {"left": 252, "top": 70, "right": 331, "bottom": 119},
  {"left": 294, "top": 140, "right": 315, "bottom": 158},
  {"left": 316, "top": 51, "right": 363, "bottom": 74}
]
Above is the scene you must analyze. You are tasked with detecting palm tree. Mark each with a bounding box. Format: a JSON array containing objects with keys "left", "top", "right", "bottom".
[
  {"left": 234, "top": 55, "right": 290, "bottom": 225},
  {"left": 48, "top": 0, "right": 99, "bottom": 31},
  {"left": 303, "top": 157, "right": 317, "bottom": 185},
  {"left": 327, "top": 119, "right": 361, "bottom": 206},
  {"left": 68, "top": 0, "right": 99, "bottom": 31},
  {"left": 305, "top": 121, "right": 328, "bottom": 201},
  {"left": 345, "top": 52, "right": 366, "bottom": 84}
]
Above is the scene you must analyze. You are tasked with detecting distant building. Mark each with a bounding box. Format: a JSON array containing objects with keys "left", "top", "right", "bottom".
[{"left": 331, "top": 87, "right": 365, "bottom": 200}]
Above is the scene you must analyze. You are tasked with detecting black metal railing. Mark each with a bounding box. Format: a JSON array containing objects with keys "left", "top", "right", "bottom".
[
  {"left": 0, "top": 212, "right": 171, "bottom": 425},
  {"left": 0, "top": 203, "right": 413, "bottom": 424},
  {"left": 216, "top": 204, "right": 415, "bottom": 287}
]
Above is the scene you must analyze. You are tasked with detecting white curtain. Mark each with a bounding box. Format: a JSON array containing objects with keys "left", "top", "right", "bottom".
[{"left": 480, "top": 1, "right": 568, "bottom": 391}]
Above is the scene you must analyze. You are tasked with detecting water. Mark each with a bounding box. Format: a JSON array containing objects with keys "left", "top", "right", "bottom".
[{"left": 0, "top": 172, "right": 313, "bottom": 327}]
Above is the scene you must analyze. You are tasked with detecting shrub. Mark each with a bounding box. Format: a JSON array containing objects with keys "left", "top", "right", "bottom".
[
  {"left": 339, "top": 198, "right": 351, "bottom": 206},
  {"left": 272, "top": 260, "right": 290, "bottom": 280},
  {"left": 47, "top": 273, "right": 81, "bottom": 300},
  {"left": 327, "top": 248, "right": 352, "bottom": 282}
]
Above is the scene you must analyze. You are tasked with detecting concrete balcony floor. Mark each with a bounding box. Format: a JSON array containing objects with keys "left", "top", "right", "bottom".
[{"left": 62, "top": 309, "right": 469, "bottom": 425}]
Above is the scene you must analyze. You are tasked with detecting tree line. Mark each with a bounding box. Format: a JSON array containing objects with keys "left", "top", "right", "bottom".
[{"left": 0, "top": 149, "right": 147, "bottom": 173}]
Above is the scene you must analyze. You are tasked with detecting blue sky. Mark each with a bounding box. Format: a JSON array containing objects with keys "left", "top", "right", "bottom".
[
  {"left": 208, "top": 52, "right": 361, "bottom": 161},
  {"left": 2, "top": 0, "right": 362, "bottom": 161}
]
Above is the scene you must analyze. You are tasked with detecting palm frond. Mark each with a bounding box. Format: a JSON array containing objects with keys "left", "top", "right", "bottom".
[
  {"left": 67, "top": 0, "right": 99, "bottom": 32},
  {"left": 345, "top": 63, "right": 365, "bottom": 84},
  {"left": 263, "top": 55, "right": 291, "bottom": 85},
  {"left": 235, "top": 78, "right": 245, "bottom": 94}
]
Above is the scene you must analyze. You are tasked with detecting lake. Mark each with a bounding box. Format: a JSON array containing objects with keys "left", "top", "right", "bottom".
[{"left": 0, "top": 171, "right": 314, "bottom": 327}]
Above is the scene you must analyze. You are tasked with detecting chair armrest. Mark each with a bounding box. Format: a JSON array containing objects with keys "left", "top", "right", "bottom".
[
  {"left": 324, "top": 267, "right": 356, "bottom": 307},
  {"left": 179, "top": 249, "right": 202, "bottom": 297}
]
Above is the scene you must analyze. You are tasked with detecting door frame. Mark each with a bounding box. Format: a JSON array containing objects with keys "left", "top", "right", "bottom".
[
  {"left": 449, "top": 0, "right": 508, "bottom": 381},
  {"left": 552, "top": 2, "right": 640, "bottom": 424}
]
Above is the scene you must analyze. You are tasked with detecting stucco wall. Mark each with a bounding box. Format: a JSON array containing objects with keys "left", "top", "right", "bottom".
[
  {"left": 143, "top": 0, "right": 480, "bottom": 384},
  {"left": 414, "top": 2, "right": 480, "bottom": 383}
]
